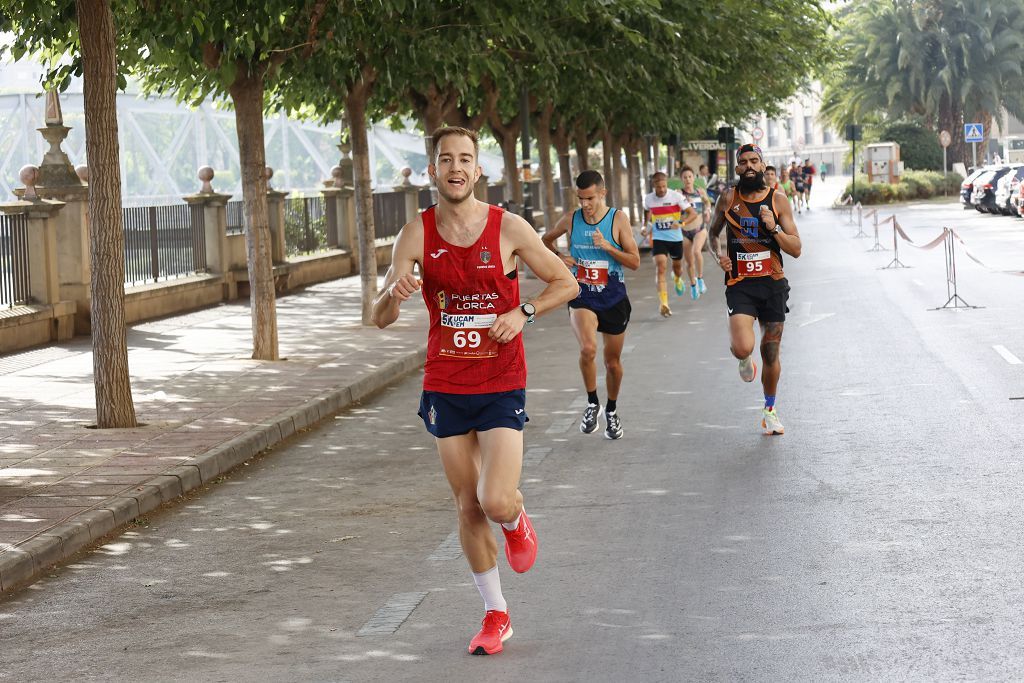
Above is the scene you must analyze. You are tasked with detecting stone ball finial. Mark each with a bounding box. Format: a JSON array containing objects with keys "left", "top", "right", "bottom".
[
  {"left": 198, "top": 166, "right": 215, "bottom": 194},
  {"left": 19, "top": 165, "right": 40, "bottom": 200},
  {"left": 75, "top": 165, "right": 89, "bottom": 182},
  {"left": 400, "top": 167, "right": 413, "bottom": 187},
  {"left": 330, "top": 165, "right": 344, "bottom": 188},
  {"left": 264, "top": 166, "right": 274, "bottom": 190}
]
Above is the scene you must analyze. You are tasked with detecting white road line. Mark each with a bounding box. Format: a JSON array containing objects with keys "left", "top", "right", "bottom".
[
  {"left": 912, "top": 279, "right": 925, "bottom": 288},
  {"left": 523, "top": 446, "right": 552, "bottom": 468},
  {"left": 799, "top": 313, "right": 835, "bottom": 328},
  {"left": 545, "top": 418, "right": 576, "bottom": 435},
  {"left": 993, "top": 345, "right": 1023, "bottom": 365},
  {"left": 356, "top": 591, "right": 428, "bottom": 636},
  {"left": 427, "top": 531, "right": 463, "bottom": 561}
]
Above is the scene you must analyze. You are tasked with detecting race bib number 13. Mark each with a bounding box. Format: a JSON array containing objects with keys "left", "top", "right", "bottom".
[
  {"left": 736, "top": 250, "right": 771, "bottom": 276},
  {"left": 576, "top": 259, "right": 610, "bottom": 287},
  {"left": 439, "top": 313, "right": 499, "bottom": 359}
]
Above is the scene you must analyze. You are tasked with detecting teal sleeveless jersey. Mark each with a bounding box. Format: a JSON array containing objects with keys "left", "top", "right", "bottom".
[{"left": 569, "top": 208, "right": 627, "bottom": 310}]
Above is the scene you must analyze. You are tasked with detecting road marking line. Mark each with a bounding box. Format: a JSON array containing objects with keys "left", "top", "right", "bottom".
[
  {"left": 799, "top": 313, "right": 835, "bottom": 327},
  {"left": 544, "top": 418, "right": 576, "bottom": 435},
  {"left": 356, "top": 591, "right": 428, "bottom": 636},
  {"left": 427, "top": 531, "right": 463, "bottom": 561},
  {"left": 523, "top": 446, "right": 552, "bottom": 468},
  {"left": 993, "top": 345, "right": 1023, "bottom": 365}
]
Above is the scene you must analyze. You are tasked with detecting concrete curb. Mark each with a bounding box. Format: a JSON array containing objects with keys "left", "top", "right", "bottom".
[{"left": 0, "top": 346, "right": 427, "bottom": 595}]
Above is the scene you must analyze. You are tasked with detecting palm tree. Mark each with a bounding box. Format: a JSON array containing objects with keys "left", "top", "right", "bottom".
[{"left": 822, "top": 0, "right": 1024, "bottom": 166}]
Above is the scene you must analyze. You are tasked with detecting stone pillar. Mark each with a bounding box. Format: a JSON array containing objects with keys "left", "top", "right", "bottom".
[
  {"left": 24, "top": 200, "right": 64, "bottom": 305},
  {"left": 183, "top": 166, "right": 232, "bottom": 277},
  {"left": 398, "top": 167, "right": 420, "bottom": 224},
  {"left": 474, "top": 174, "right": 489, "bottom": 202},
  {"left": 265, "top": 167, "right": 289, "bottom": 264}
]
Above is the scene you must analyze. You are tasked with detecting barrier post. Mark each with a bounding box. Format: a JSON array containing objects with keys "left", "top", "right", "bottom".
[
  {"left": 881, "top": 218, "right": 909, "bottom": 269},
  {"left": 867, "top": 211, "right": 888, "bottom": 251},
  {"left": 853, "top": 202, "right": 869, "bottom": 238},
  {"left": 931, "top": 228, "right": 981, "bottom": 310}
]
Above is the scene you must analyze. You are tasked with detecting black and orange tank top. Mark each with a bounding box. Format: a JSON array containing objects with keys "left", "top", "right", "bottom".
[{"left": 723, "top": 187, "right": 785, "bottom": 286}]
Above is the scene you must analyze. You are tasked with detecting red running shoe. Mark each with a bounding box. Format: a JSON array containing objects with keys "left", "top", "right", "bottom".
[
  {"left": 501, "top": 510, "right": 538, "bottom": 573},
  {"left": 468, "top": 610, "right": 513, "bottom": 655}
]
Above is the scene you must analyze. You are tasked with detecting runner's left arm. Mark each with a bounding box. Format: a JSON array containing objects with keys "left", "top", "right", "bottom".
[
  {"left": 762, "top": 193, "right": 802, "bottom": 258},
  {"left": 487, "top": 212, "right": 580, "bottom": 343},
  {"left": 592, "top": 210, "right": 640, "bottom": 270}
]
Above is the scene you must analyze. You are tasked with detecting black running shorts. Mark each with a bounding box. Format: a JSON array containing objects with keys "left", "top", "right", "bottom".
[
  {"left": 568, "top": 296, "right": 632, "bottom": 335},
  {"left": 725, "top": 277, "right": 790, "bottom": 322},
  {"left": 652, "top": 239, "right": 683, "bottom": 260}
]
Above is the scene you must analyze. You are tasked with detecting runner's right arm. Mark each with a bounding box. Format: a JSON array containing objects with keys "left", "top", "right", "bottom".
[
  {"left": 370, "top": 219, "right": 423, "bottom": 329},
  {"left": 541, "top": 212, "right": 577, "bottom": 268},
  {"left": 707, "top": 188, "right": 733, "bottom": 272}
]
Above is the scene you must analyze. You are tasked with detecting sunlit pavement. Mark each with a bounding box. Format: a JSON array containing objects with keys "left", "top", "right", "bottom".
[{"left": 1, "top": 178, "right": 1023, "bottom": 681}]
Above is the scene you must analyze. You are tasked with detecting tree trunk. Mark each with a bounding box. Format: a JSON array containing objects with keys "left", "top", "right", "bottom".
[
  {"left": 553, "top": 123, "right": 576, "bottom": 214},
  {"left": 347, "top": 82, "right": 379, "bottom": 325},
  {"left": 489, "top": 113, "right": 522, "bottom": 204},
  {"left": 77, "top": 0, "right": 137, "bottom": 428},
  {"left": 653, "top": 137, "right": 661, "bottom": 173},
  {"left": 612, "top": 135, "right": 627, "bottom": 212},
  {"left": 229, "top": 69, "right": 279, "bottom": 360},
  {"left": 625, "top": 139, "right": 639, "bottom": 224},
  {"left": 574, "top": 127, "right": 590, "bottom": 172},
  {"left": 630, "top": 140, "right": 644, "bottom": 222},
  {"left": 640, "top": 138, "right": 652, "bottom": 182},
  {"left": 537, "top": 104, "right": 557, "bottom": 228},
  {"left": 601, "top": 129, "right": 616, "bottom": 204}
]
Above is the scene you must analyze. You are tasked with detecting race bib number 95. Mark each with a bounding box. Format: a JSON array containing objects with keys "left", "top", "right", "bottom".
[
  {"left": 439, "top": 312, "right": 499, "bottom": 359},
  {"left": 736, "top": 250, "right": 771, "bottom": 276}
]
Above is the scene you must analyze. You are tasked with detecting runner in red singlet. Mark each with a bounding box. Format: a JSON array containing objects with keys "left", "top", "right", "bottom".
[{"left": 371, "top": 127, "right": 577, "bottom": 656}]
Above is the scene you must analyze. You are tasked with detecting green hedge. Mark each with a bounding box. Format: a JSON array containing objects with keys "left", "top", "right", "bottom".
[{"left": 841, "top": 170, "right": 963, "bottom": 205}]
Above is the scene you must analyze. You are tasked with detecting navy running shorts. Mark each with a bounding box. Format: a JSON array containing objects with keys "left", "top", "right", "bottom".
[
  {"left": 418, "top": 389, "right": 529, "bottom": 439},
  {"left": 568, "top": 296, "right": 632, "bottom": 335}
]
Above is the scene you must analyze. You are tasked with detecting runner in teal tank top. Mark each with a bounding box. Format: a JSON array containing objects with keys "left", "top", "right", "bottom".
[{"left": 543, "top": 170, "right": 640, "bottom": 440}]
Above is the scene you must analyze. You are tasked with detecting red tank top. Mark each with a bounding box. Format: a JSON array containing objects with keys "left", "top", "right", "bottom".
[{"left": 421, "top": 204, "right": 527, "bottom": 394}]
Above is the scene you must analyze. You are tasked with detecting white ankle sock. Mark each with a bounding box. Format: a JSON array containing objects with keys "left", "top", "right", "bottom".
[
  {"left": 472, "top": 566, "right": 507, "bottom": 613},
  {"left": 501, "top": 510, "right": 522, "bottom": 532}
]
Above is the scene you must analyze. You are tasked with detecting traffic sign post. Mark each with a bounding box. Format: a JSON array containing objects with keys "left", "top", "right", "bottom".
[
  {"left": 939, "top": 130, "right": 951, "bottom": 179},
  {"left": 752, "top": 126, "right": 764, "bottom": 142},
  {"left": 965, "top": 123, "right": 983, "bottom": 168}
]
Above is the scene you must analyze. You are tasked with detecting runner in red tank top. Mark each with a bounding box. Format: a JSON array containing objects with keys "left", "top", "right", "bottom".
[{"left": 371, "top": 127, "right": 577, "bottom": 656}]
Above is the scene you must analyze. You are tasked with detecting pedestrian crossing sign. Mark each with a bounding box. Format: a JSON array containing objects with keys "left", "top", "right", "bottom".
[{"left": 964, "top": 123, "right": 984, "bottom": 143}]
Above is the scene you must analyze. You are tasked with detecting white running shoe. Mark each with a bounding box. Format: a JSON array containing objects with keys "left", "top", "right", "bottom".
[
  {"left": 604, "top": 411, "right": 623, "bottom": 440},
  {"left": 738, "top": 356, "right": 757, "bottom": 383},
  {"left": 580, "top": 403, "right": 602, "bottom": 434},
  {"left": 762, "top": 408, "right": 784, "bottom": 435}
]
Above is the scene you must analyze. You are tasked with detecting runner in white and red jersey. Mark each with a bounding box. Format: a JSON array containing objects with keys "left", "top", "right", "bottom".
[{"left": 371, "top": 127, "right": 577, "bottom": 656}]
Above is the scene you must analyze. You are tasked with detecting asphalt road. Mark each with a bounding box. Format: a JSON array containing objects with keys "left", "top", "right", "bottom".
[{"left": 2, "top": 181, "right": 1023, "bottom": 682}]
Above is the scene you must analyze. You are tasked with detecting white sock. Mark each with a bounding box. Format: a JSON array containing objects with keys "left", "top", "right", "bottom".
[
  {"left": 472, "top": 566, "right": 507, "bottom": 613},
  {"left": 501, "top": 510, "right": 522, "bottom": 532}
]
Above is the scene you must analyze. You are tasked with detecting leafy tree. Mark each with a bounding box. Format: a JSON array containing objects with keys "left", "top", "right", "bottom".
[
  {"left": 879, "top": 120, "right": 943, "bottom": 171},
  {"left": 822, "top": 0, "right": 1024, "bottom": 165},
  {"left": 3, "top": 0, "right": 137, "bottom": 428}
]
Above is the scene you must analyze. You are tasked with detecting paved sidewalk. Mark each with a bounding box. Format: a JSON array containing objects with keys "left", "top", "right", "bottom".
[{"left": 0, "top": 273, "right": 447, "bottom": 594}]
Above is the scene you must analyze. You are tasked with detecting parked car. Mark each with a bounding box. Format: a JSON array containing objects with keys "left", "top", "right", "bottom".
[
  {"left": 960, "top": 166, "right": 988, "bottom": 208},
  {"left": 993, "top": 166, "right": 1024, "bottom": 215},
  {"left": 971, "top": 167, "right": 1014, "bottom": 212}
]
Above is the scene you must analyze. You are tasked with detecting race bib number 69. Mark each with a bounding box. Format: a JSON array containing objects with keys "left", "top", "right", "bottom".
[
  {"left": 439, "top": 312, "right": 500, "bottom": 359},
  {"left": 736, "top": 250, "right": 771, "bottom": 276}
]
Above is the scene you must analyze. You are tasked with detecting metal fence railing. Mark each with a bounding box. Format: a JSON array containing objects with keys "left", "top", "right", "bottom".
[
  {"left": 226, "top": 200, "right": 245, "bottom": 235},
  {"left": 372, "top": 190, "right": 406, "bottom": 241},
  {"left": 0, "top": 212, "right": 30, "bottom": 308},
  {"left": 284, "top": 195, "right": 327, "bottom": 255},
  {"left": 122, "top": 204, "right": 207, "bottom": 286}
]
